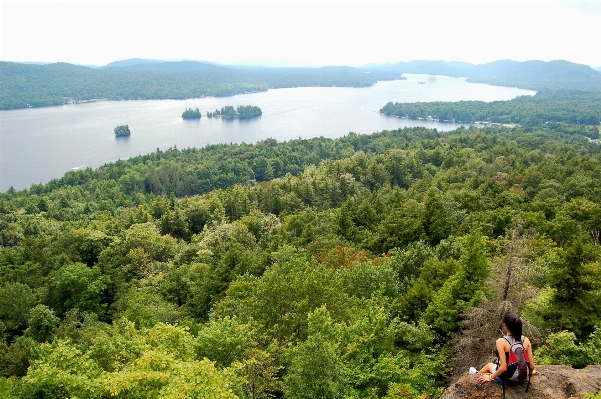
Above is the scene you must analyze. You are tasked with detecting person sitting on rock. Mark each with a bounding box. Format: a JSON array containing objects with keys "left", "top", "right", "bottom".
[{"left": 475, "top": 312, "right": 538, "bottom": 385}]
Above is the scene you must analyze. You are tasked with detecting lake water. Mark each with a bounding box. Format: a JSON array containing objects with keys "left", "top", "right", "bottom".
[{"left": 0, "top": 74, "right": 535, "bottom": 191}]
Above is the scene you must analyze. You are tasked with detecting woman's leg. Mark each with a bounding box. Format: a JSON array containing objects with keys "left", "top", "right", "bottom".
[{"left": 479, "top": 363, "right": 496, "bottom": 374}]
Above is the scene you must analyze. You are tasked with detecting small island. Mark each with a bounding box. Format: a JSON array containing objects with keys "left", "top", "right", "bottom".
[
  {"left": 207, "top": 105, "right": 262, "bottom": 119},
  {"left": 114, "top": 124, "right": 131, "bottom": 137},
  {"left": 182, "top": 107, "right": 201, "bottom": 119}
]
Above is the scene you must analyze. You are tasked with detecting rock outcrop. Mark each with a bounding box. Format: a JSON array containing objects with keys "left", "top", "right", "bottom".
[{"left": 440, "top": 365, "right": 601, "bottom": 399}]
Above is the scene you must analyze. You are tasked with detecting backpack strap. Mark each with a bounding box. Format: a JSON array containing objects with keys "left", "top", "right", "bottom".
[
  {"left": 506, "top": 335, "right": 532, "bottom": 393},
  {"left": 504, "top": 335, "right": 522, "bottom": 345},
  {"left": 524, "top": 335, "right": 531, "bottom": 392}
]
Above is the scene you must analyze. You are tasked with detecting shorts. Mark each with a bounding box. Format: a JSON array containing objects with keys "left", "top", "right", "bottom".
[{"left": 494, "top": 366, "right": 503, "bottom": 383}]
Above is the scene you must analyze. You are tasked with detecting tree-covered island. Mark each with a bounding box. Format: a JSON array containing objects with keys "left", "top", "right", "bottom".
[
  {"left": 113, "top": 124, "right": 131, "bottom": 137},
  {"left": 208, "top": 105, "right": 262, "bottom": 119},
  {"left": 182, "top": 107, "right": 201, "bottom": 119}
]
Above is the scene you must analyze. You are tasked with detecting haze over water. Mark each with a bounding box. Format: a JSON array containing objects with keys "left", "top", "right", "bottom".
[{"left": 0, "top": 74, "right": 535, "bottom": 191}]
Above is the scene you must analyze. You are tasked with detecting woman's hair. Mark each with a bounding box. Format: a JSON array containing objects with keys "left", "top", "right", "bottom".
[{"left": 503, "top": 312, "right": 523, "bottom": 339}]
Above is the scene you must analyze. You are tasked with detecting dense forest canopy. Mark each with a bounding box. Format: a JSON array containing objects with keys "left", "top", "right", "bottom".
[
  {"left": 1, "top": 56, "right": 601, "bottom": 398},
  {"left": 1, "top": 123, "right": 601, "bottom": 398}
]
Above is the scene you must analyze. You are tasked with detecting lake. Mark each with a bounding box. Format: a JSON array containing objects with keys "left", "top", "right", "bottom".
[{"left": 0, "top": 74, "right": 535, "bottom": 191}]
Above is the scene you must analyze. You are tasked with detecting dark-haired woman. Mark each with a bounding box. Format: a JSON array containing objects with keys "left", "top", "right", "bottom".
[{"left": 477, "top": 312, "right": 538, "bottom": 384}]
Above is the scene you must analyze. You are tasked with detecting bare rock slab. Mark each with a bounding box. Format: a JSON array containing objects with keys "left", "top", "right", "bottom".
[{"left": 440, "top": 365, "right": 601, "bottom": 399}]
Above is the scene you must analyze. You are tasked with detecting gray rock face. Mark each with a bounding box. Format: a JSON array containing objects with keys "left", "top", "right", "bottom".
[{"left": 440, "top": 365, "right": 601, "bottom": 399}]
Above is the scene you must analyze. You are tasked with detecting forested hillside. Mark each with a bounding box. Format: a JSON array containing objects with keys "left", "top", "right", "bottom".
[
  {"left": 465, "top": 60, "right": 601, "bottom": 91},
  {"left": 0, "top": 61, "right": 402, "bottom": 110},
  {"left": 2, "top": 125, "right": 601, "bottom": 398}
]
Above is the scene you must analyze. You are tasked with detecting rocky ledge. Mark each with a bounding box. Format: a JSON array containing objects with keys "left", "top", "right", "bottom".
[{"left": 440, "top": 365, "right": 601, "bottom": 399}]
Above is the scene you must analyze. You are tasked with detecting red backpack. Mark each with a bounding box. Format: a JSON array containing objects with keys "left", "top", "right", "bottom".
[{"left": 497, "top": 335, "right": 531, "bottom": 398}]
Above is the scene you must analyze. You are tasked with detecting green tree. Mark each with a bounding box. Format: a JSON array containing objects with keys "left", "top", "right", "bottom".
[
  {"left": 231, "top": 348, "right": 282, "bottom": 399},
  {"left": 536, "top": 330, "right": 594, "bottom": 368},
  {"left": 283, "top": 307, "right": 347, "bottom": 399},
  {"left": 373, "top": 199, "right": 424, "bottom": 253},
  {"left": 15, "top": 322, "right": 238, "bottom": 399},
  {"left": 45, "top": 263, "right": 111, "bottom": 319},
  {"left": 194, "top": 316, "right": 257, "bottom": 367},
  {"left": 422, "top": 231, "right": 489, "bottom": 336},
  {"left": 0, "top": 336, "right": 35, "bottom": 377},
  {"left": 0, "top": 283, "right": 35, "bottom": 341},
  {"left": 253, "top": 156, "right": 274, "bottom": 182},
  {"left": 546, "top": 239, "right": 601, "bottom": 338},
  {"left": 25, "top": 305, "right": 60, "bottom": 343},
  {"left": 423, "top": 190, "right": 454, "bottom": 246}
]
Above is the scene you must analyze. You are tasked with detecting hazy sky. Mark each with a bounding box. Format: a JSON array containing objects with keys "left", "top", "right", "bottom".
[{"left": 1, "top": 1, "right": 600, "bottom": 67}]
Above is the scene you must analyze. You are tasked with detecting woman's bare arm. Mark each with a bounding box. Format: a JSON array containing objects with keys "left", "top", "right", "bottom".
[
  {"left": 478, "top": 338, "right": 508, "bottom": 384},
  {"left": 525, "top": 337, "right": 538, "bottom": 374},
  {"left": 493, "top": 338, "right": 508, "bottom": 378}
]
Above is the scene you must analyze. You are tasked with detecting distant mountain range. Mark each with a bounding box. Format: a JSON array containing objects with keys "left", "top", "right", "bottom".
[
  {"left": 103, "top": 58, "right": 167, "bottom": 68},
  {"left": 102, "top": 58, "right": 601, "bottom": 92},
  {"left": 372, "top": 59, "right": 601, "bottom": 92},
  {"left": 1, "top": 58, "right": 600, "bottom": 110},
  {"left": 104, "top": 59, "right": 229, "bottom": 72},
  {"left": 102, "top": 58, "right": 226, "bottom": 69}
]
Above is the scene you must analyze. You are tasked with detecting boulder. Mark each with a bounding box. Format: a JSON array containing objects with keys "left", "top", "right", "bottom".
[{"left": 440, "top": 365, "right": 601, "bottom": 399}]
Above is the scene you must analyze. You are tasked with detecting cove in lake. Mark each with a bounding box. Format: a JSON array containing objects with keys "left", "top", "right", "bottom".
[{"left": 0, "top": 74, "right": 535, "bottom": 191}]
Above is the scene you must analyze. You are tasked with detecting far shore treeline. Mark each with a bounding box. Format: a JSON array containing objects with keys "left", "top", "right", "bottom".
[{"left": 2, "top": 58, "right": 601, "bottom": 110}]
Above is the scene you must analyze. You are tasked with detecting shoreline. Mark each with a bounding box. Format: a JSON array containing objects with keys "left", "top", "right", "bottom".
[
  {"left": 385, "top": 114, "right": 518, "bottom": 128},
  {"left": 2, "top": 73, "right": 536, "bottom": 112}
]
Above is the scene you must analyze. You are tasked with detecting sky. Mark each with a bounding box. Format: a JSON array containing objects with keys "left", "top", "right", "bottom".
[{"left": 1, "top": 1, "right": 600, "bottom": 68}]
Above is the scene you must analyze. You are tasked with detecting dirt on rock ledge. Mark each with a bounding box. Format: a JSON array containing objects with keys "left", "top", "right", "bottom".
[{"left": 439, "top": 365, "right": 601, "bottom": 399}]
